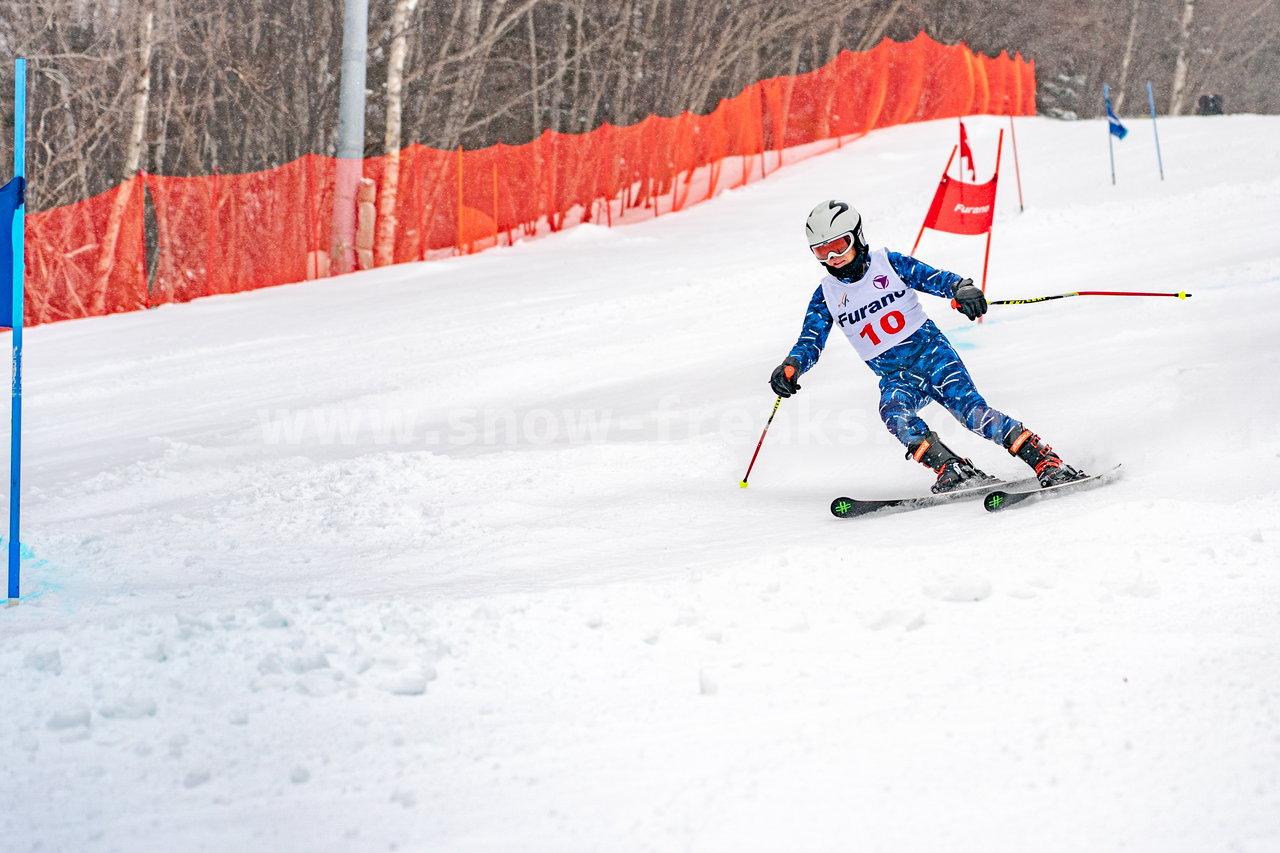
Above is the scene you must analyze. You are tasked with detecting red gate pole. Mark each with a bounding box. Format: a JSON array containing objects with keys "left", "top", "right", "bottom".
[
  {"left": 977, "top": 129, "right": 1005, "bottom": 325},
  {"left": 912, "top": 145, "right": 958, "bottom": 255}
]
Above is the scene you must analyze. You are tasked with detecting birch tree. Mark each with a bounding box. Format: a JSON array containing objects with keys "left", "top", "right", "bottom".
[
  {"left": 1112, "top": 0, "right": 1142, "bottom": 112},
  {"left": 374, "top": 0, "right": 420, "bottom": 266},
  {"left": 6, "top": 0, "right": 1280, "bottom": 217},
  {"left": 92, "top": 0, "right": 154, "bottom": 313},
  {"left": 1168, "top": 0, "right": 1197, "bottom": 115}
]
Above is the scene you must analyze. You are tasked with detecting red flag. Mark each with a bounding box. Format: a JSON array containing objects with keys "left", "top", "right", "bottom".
[
  {"left": 959, "top": 120, "right": 977, "bottom": 180},
  {"left": 922, "top": 173, "right": 997, "bottom": 236}
]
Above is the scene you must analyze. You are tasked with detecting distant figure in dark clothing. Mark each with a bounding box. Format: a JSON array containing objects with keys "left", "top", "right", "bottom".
[{"left": 1197, "top": 94, "right": 1224, "bottom": 115}]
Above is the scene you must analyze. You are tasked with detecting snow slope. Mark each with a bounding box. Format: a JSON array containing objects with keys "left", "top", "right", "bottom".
[{"left": 2, "top": 114, "right": 1279, "bottom": 853}]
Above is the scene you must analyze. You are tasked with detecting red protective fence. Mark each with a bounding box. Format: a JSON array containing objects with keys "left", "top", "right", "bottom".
[
  {"left": 25, "top": 177, "right": 148, "bottom": 324},
  {"left": 20, "top": 32, "right": 1035, "bottom": 327}
]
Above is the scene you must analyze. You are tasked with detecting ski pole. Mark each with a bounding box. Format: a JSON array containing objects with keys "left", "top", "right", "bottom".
[
  {"left": 988, "top": 290, "right": 1192, "bottom": 306},
  {"left": 740, "top": 367, "right": 793, "bottom": 488}
]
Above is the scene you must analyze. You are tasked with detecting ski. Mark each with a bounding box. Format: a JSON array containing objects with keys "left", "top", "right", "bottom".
[
  {"left": 982, "top": 464, "right": 1124, "bottom": 513},
  {"left": 831, "top": 474, "right": 1042, "bottom": 519}
]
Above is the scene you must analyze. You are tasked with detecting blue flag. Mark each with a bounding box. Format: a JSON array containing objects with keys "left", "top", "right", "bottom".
[
  {"left": 1106, "top": 97, "right": 1129, "bottom": 140},
  {"left": 0, "top": 176, "right": 23, "bottom": 328}
]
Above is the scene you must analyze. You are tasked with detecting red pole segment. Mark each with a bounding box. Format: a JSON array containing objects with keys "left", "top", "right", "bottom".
[
  {"left": 977, "top": 129, "right": 1005, "bottom": 325},
  {"left": 977, "top": 230, "right": 993, "bottom": 326},
  {"left": 1074, "top": 290, "right": 1193, "bottom": 297},
  {"left": 912, "top": 145, "right": 958, "bottom": 255}
]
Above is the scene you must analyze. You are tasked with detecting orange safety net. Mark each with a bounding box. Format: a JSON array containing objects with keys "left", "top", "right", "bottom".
[
  {"left": 25, "top": 176, "right": 147, "bottom": 324},
  {"left": 146, "top": 157, "right": 328, "bottom": 305},
  {"left": 20, "top": 32, "right": 1035, "bottom": 327}
]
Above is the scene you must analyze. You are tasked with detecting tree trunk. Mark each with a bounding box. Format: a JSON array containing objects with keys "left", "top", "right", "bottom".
[
  {"left": 1113, "top": 0, "right": 1142, "bottom": 112},
  {"left": 1169, "top": 0, "right": 1197, "bottom": 115},
  {"left": 94, "top": 0, "right": 154, "bottom": 314},
  {"left": 375, "top": 0, "right": 420, "bottom": 267},
  {"left": 527, "top": 6, "right": 540, "bottom": 139},
  {"left": 857, "top": 0, "right": 904, "bottom": 51}
]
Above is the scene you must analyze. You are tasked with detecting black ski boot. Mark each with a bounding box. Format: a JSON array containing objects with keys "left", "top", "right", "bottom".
[
  {"left": 1004, "top": 427, "right": 1087, "bottom": 487},
  {"left": 907, "top": 431, "right": 997, "bottom": 494}
]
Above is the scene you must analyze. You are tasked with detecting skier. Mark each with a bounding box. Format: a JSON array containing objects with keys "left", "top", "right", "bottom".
[{"left": 769, "top": 199, "right": 1086, "bottom": 493}]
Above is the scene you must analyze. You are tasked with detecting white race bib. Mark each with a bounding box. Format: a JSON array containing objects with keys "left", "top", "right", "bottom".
[{"left": 821, "top": 248, "right": 929, "bottom": 360}]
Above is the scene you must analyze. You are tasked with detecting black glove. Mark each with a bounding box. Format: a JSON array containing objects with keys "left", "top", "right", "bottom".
[
  {"left": 770, "top": 357, "right": 802, "bottom": 397},
  {"left": 953, "top": 279, "right": 987, "bottom": 320}
]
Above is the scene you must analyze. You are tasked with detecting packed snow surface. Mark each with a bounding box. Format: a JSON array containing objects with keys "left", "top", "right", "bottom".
[{"left": 3, "top": 115, "right": 1279, "bottom": 852}]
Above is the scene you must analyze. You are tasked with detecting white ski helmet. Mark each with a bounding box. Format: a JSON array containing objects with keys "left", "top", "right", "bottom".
[{"left": 804, "top": 199, "right": 868, "bottom": 269}]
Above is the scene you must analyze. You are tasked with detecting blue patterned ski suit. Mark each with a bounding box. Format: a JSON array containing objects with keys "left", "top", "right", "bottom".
[{"left": 787, "top": 251, "right": 1022, "bottom": 449}]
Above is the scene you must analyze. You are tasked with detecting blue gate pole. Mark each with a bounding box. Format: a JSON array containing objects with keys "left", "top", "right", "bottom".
[
  {"left": 1104, "top": 83, "right": 1117, "bottom": 186},
  {"left": 1147, "top": 81, "right": 1165, "bottom": 181},
  {"left": 8, "top": 58, "right": 26, "bottom": 603}
]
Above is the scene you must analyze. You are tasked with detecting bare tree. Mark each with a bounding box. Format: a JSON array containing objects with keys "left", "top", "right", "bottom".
[
  {"left": 1168, "top": 0, "right": 1197, "bottom": 115},
  {"left": 1112, "top": 0, "right": 1142, "bottom": 112},
  {"left": 93, "top": 0, "right": 154, "bottom": 313},
  {"left": 374, "top": 0, "right": 420, "bottom": 266},
  {"left": 5, "top": 0, "right": 1280, "bottom": 220},
  {"left": 1168, "top": 0, "right": 1280, "bottom": 114},
  {"left": 857, "top": 0, "right": 906, "bottom": 51}
]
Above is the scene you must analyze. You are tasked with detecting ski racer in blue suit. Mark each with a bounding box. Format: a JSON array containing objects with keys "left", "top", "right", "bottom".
[{"left": 769, "top": 199, "right": 1085, "bottom": 493}]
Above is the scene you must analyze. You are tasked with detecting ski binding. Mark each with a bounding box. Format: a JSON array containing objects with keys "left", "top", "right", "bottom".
[{"left": 983, "top": 464, "right": 1123, "bottom": 512}]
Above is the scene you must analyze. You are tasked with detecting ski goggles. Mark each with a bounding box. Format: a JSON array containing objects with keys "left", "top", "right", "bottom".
[{"left": 809, "top": 231, "right": 855, "bottom": 261}]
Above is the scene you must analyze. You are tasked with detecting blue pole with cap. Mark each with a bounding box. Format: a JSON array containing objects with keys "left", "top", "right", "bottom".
[
  {"left": 1104, "top": 83, "right": 1117, "bottom": 185},
  {"left": 8, "top": 58, "right": 26, "bottom": 603},
  {"left": 1147, "top": 81, "right": 1165, "bottom": 180}
]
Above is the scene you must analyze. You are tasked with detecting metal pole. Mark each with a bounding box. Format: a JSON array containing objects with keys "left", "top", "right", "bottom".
[
  {"left": 331, "top": 0, "right": 368, "bottom": 274},
  {"left": 9, "top": 58, "right": 26, "bottom": 603},
  {"left": 1147, "top": 81, "right": 1165, "bottom": 180}
]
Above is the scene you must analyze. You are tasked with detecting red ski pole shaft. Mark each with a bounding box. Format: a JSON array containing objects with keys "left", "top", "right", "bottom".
[
  {"left": 740, "top": 366, "right": 793, "bottom": 488},
  {"left": 1073, "top": 290, "right": 1193, "bottom": 298}
]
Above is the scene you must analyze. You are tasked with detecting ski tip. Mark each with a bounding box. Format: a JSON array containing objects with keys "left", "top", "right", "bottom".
[
  {"left": 830, "top": 497, "right": 857, "bottom": 518},
  {"left": 983, "top": 491, "right": 1009, "bottom": 512}
]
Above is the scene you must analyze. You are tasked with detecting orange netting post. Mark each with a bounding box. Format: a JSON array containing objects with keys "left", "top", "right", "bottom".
[{"left": 455, "top": 145, "right": 464, "bottom": 254}]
